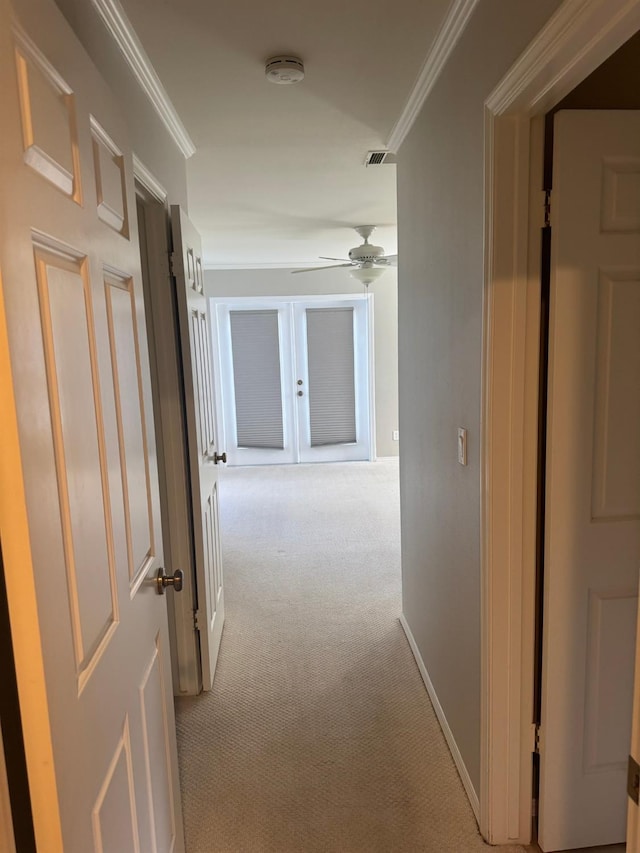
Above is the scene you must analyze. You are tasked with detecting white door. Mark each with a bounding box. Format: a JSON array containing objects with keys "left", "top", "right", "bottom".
[
  {"left": 216, "top": 301, "right": 298, "bottom": 466},
  {"left": 538, "top": 110, "right": 640, "bottom": 851},
  {"left": 171, "top": 207, "right": 225, "bottom": 691},
  {"left": 215, "top": 296, "right": 372, "bottom": 466},
  {"left": 0, "top": 1, "right": 185, "bottom": 850},
  {"left": 294, "top": 300, "right": 371, "bottom": 463}
]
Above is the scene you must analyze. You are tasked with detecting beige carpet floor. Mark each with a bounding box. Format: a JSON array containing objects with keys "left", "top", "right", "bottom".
[{"left": 175, "top": 460, "right": 526, "bottom": 853}]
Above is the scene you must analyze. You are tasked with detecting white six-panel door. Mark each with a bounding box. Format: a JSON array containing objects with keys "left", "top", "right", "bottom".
[
  {"left": 539, "top": 110, "right": 640, "bottom": 851},
  {"left": 0, "top": 0, "right": 184, "bottom": 849}
]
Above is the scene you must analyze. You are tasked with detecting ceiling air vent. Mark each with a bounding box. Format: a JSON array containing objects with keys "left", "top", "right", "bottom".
[{"left": 364, "top": 150, "right": 397, "bottom": 167}]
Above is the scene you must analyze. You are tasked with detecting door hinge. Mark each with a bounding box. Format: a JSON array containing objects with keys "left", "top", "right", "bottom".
[
  {"left": 193, "top": 609, "right": 201, "bottom": 631},
  {"left": 628, "top": 755, "right": 640, "bottom": 804},
  {"left": 169, "top": 251, "right": 178, "bottom": 278},
  {"left": 533, "top": 723, "right": 542, "bottom": 754},
  {"left": 544, "top": 189, "right": 551, "bottom": 228}
]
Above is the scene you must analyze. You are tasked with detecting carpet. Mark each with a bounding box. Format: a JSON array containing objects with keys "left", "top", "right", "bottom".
[{"left": 175, "top": 460, "right": 526, "bottom": 852}]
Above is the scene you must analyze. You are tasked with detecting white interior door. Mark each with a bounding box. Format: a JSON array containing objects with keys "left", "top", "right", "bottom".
[
  {"left": 538, "top": 110, "right": 640, "bottom": 851},
  {"left": 0, "top": 0, "right": 185, "bottom": 849},
  {"left": 171, "top": 207, "right": 225, "bottom": 691},
  {"left": 214, "top": 296, "right": 372, "bottom": 466}
]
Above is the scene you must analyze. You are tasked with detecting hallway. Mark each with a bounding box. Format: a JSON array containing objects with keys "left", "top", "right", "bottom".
[{"left": 175, "top": 460, "right": 525, "bottom": 852}]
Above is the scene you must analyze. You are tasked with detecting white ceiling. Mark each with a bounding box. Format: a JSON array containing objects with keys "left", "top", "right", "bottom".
[{"left": 120, "top": 0, "right": 453, "bottom": 267}]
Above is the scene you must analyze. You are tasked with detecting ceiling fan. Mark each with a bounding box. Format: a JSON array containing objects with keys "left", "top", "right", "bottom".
[{"left": 292, "top": 226, "right": 397, "bottom": 286}]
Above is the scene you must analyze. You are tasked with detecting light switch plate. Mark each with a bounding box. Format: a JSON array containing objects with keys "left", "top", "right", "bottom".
[
  {"left": 458, "top": 428, "right": 467, "bottom": 466},
  {"left": 392, "top": 430, "right": 399, "bottom": 441}
]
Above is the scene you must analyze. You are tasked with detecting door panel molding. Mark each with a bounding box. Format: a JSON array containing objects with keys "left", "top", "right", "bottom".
[
  {"left": 13, "top": 26, "right": 82, "bottom": 203},
  {"left": 104, "top": 270, "right": 156, "bottom": 591},
  {"left": 91, "top": 717, "right": 140, "bottom": 853}
]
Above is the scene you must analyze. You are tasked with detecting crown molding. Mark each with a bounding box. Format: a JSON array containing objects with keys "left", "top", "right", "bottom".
[
  {"left": 91, "top": 0, "right": 196, "bottom": 158},
  {"left": 486, "top": 0, "right": 640, "bottom": 116},
  {"left": 386, "top": 0, "right": 480, "bottom": 153}
]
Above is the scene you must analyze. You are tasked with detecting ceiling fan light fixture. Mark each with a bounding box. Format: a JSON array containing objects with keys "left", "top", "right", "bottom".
[
  {"left": 265, "top": 56, "right": 305, "bottom": 85},
  {"left": 348, "top": 266, "right": 387, "bottom": 287},
  {"left": 289, "top": 227, "right": 397, "bottom": 281}
]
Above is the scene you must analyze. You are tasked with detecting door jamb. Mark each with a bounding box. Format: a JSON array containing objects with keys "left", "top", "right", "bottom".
[{"left": 480, "top": 0, "right": 640, "bottom": 844}]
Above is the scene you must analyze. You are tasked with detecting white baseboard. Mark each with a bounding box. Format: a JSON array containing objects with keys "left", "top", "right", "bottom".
[{"left": 399, "top": 613, "right": 480, "bottom": 822}]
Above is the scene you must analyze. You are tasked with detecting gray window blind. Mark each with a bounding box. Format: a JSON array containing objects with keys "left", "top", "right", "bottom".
[
  {"left": 229, "top": 310, "right": 284, "bottom": 449},
  {"left": 306, "top": 307, "right": 357, "bottom": 446}
]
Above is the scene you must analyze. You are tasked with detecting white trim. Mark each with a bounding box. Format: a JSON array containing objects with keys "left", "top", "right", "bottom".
[
  {"left": 487, "top": 0, "right": 640, "bottom": 116},
  {"left": 481, "top": 0, "right": 640, "bottom": 845},
  {"left": 90, "top": 0, "right": 196, "bottom": 158},
  {"left": 209, "top": 294, "right": 367, "bottom": 306},
  {"left": 203, "top": 262, "right": 344, "bottom": 271},
  {"left": 399, "top": 614, "right": 480, "bottom": 821},
  {"left": 386, "top": 0, "right": 480, "bottom": 152},
  {"left": 133, "top": 154, "right": 168, "bottom": 203},
  {"left": 480, "top": 110, "right": 542, "bottom": 846},
  {"left": 366, "top": 293, "right": 376, "bottom": 462}
]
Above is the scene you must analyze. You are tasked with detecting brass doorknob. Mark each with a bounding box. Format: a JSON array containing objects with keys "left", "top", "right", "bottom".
[
  {"left": 156, "top": 568, "right": 184, "bottom": 594},
  {"left": 213, "top": 451, "right": 227, "bottom": 464}
]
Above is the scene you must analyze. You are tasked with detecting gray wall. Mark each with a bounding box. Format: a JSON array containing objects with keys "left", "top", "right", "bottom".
[
  {"left": 205, "top": 267, "right": 399, "bottom": 457},
  {"left": 397, "top": 0, "right": 563, "bottom": 793},
  {"left": 54, "top": 0, "right": 189, "bottom": 207}
]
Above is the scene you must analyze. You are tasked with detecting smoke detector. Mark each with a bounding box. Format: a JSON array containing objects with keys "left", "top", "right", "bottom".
[{"left": 265, "top": 56, "right": 305, "bottom": 85}]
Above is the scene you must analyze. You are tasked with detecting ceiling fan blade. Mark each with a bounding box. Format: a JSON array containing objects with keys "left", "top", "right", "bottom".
[
  {"left": 319, "top": 256, "right": 351, "bottom": 262},
  {"left": 378, "top": 254, "right": 398, "bottom": 266},
  {"left": 291, "top": 263, "right": 353, "bottom": 274}
]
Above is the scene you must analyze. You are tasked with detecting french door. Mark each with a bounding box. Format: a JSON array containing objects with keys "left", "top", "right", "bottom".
[{"left": 213, "top": 296, "right": 373, "bottom": 465}]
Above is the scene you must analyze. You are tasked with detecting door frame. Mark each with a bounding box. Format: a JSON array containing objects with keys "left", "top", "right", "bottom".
[
  {"left": 480, "top": 0, "right": 640, "bottom": 844},
  {"left": 209, "top": 293, "right": 375, "bottom": 465}
]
